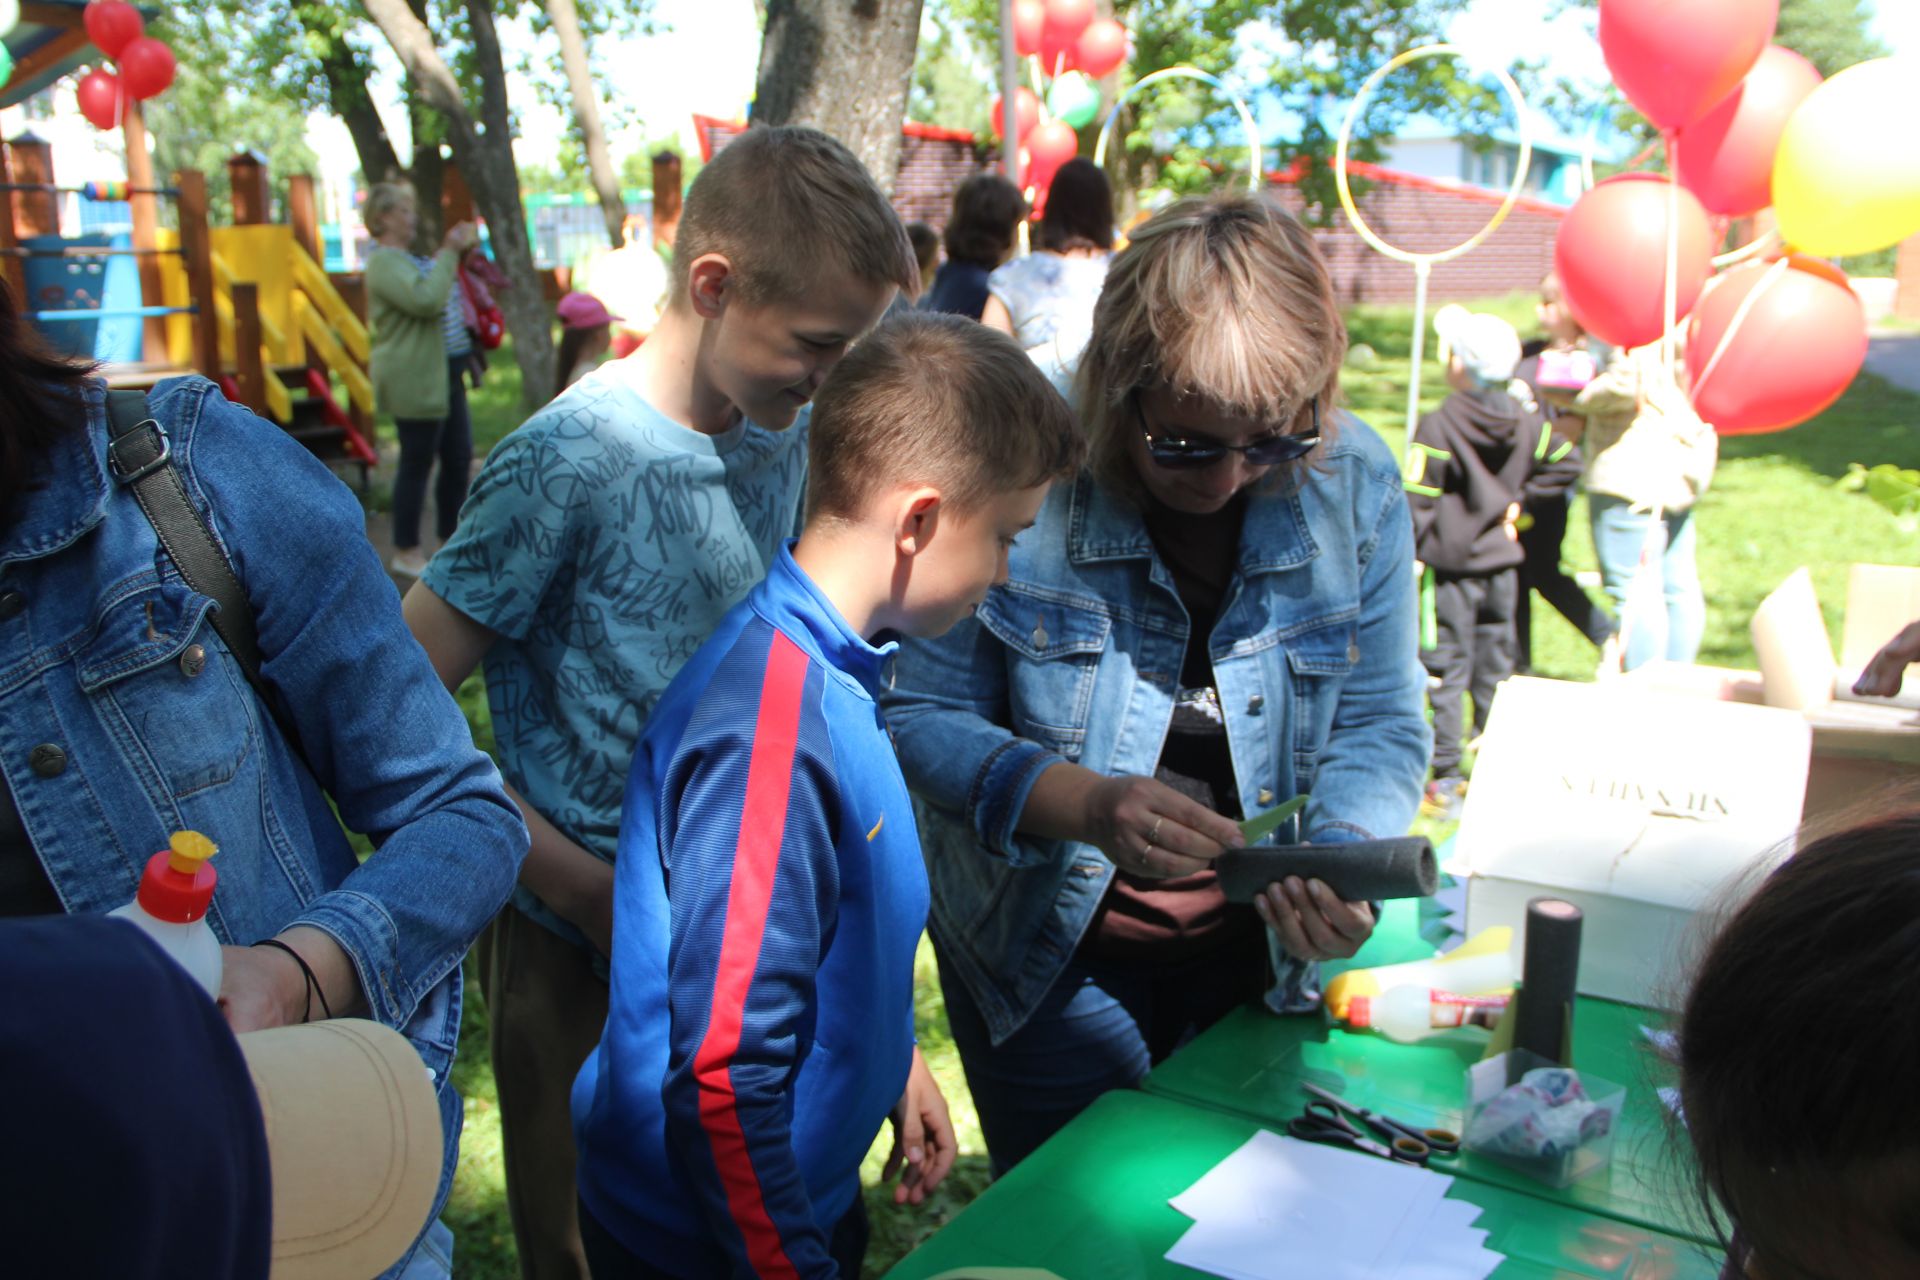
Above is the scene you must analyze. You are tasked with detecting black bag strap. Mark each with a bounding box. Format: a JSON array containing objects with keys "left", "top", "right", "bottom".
[{"left": 103, "top": 390, "right": 302, "bottom": 759}]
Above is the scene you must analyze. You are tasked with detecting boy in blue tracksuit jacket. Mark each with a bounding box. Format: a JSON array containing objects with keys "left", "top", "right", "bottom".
[{"left": 572, "top": 312, "right": 1086, "bottom": 1280}]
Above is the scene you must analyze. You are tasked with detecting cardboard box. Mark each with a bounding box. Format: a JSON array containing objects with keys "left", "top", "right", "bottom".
[{"left": 1451, "top": 676, "right": 1812, "bottom": 1008}]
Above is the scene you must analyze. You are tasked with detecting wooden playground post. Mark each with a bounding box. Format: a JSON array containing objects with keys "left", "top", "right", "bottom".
[
  {"left": 176, "top": 170, "right": 219, "bottom": 376},
  {"left": 0, "top": 143, "right": 22, "bottom": 301},
  {"left": 6, "top": 134, "right": 58, "bottom": 237},
  {"left": 287, "top": 174, "right": 329, "bottom": 387},
  {"left": 228, "top": 151, "right": 270, "bottom": 225},
  {"left": 121, "top": 98, "right": 169, "bottom": 360},
  {"left": 233, "top": 282, "right": 267, "bottom": 415}
]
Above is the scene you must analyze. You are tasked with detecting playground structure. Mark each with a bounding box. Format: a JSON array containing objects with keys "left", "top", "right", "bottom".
[{"left": 0, "top": 138, "right": 379, "bottom": 485}]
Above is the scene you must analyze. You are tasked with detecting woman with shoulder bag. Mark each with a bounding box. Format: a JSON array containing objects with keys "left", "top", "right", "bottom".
[{"left": 0, "top": 278, "right": 528, "bottom": 1278}]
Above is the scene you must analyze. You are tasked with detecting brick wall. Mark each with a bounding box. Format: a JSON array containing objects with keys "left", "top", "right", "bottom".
[
  {"left": 692, "top": 116, "right": 991, "bottom": 235},
  {"left": 1268, "top": 161, "right": 1568, "bottom": 305}
]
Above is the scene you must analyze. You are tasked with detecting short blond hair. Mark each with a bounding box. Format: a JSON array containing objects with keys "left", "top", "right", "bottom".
[
  {"left": 362, "top": 182, "right": 415, "bottom": 238},
  {"left": 672, "top": 125, "right": 918, "bottom": 304},
  {"left": 806, "top": 311, "right": 1084, "bottom": 520},
  {"left": 1076, "top": 193, "right": 1347, "bottom": 503}
]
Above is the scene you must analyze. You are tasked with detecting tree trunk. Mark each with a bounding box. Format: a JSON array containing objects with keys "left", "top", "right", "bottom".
[
  {"left": 362, "top": 0, "right": 557, "bottom": 410},
  {"left": 545, "top": 0, "right": 628, "bottom": 246},
  {"left": 753, "top": 0, "right": 925, "bottom": 196},
  {"left": 404, "top": 0, "right": 446, "bottom": 254}
]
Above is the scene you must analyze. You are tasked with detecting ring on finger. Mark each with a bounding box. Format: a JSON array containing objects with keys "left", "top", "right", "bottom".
[
  {"left": 1142, "top": 841, "right": 1155, "bottom": 862},
  {"left": 1148, "top": 816, "right": 1164, "bottom": 845}
]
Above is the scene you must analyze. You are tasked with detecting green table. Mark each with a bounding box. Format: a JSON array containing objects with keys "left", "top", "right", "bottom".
[
  {"left": 1141, "top": 901, "right": 1708, "bottom": 1246},
  {"left": 882, "top": 1091, "right": 1718, "bottom": 1279}
]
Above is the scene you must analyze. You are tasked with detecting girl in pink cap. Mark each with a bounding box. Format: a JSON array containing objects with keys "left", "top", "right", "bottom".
[{"left": 553, "top": 291, "right": 621, "bottom": 400}]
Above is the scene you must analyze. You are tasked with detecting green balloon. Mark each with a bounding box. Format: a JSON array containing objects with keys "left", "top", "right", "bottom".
[
  {"left": 1047, "top": 71, "right": 1100, "bottom": 131},
  {"left": 0, "top": 45, "right": 13, "bottom": 88}
]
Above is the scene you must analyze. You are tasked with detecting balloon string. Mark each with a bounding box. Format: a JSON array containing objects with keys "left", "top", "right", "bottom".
[
  {"left": 1711, "top": 225, "right": 1782, "bottom": 269},
  {"left": 1690, "top": 255, "right": 1793, "bottom": 406},
  {"left": 1663, "top": 133, "right": 1680, "bottom": 389}
]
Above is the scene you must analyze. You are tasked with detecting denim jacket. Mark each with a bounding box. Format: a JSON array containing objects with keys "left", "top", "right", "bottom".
[
  {"left": 882, "top": 413, "right": 1430, "bottom": 1044},
  {"left": 0, "top": 378, "right": 527, "bottom": 1224}
]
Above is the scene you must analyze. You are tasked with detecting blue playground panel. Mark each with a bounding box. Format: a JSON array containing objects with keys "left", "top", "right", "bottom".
[{"left": 23, "top": 232, "right": 146, "bottom": 363}]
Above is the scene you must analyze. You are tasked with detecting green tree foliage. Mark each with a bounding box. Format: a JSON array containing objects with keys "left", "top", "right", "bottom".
[
  {"left": 1773, "top": 0, "right": 1887, "bottom": 78},
  {"left": 145, "top": 10, "right": 321, "bottom": 225}
]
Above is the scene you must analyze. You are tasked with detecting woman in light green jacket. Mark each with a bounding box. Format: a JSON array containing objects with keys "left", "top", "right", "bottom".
[{"left": 365, "top": 182, "right": 479, "bottom": 577}]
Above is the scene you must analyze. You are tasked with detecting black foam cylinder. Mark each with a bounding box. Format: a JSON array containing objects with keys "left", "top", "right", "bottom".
[
  {"left": 1215, "top": 836, "right": 1438, "bottom": 904},
  {"left": 1512, "top": 897, "right": 1584, "bottom": 1067}
]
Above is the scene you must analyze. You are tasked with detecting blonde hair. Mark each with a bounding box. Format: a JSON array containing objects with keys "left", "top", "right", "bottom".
[
  {"left": 362, "top": 182, "right": 416, "bottom": 239},
  {"left": 806, "top": 311, "right": 1084, "bottom": 520},
  {"left": 672, "top": 125, "right": 919, "bottom": 305},
  {"left": 1075, "top": 193, "right": 1347, "bottom": 503}
]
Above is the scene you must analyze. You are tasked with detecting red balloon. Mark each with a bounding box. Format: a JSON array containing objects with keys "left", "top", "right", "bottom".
[
  {"left": 1599, "top": 0, "right": 1778, "bottom": 132},
  {"left": 1674, "top": 46, "right": 1820, "bottom": 216},
  {"left": 1041, "top": 0, "right": 1095, "bottom": 74},
  {"left": 989, "top": 87, "right": 1041, "bottom": 143},
  {"left": 1026, "top": 120, "right": 1079, "bottom": 195},
  {"left": 118, "top": 36, "right": 175, "bottom": 100},
  {"left": 76, "top": 69, "right": 121, "bottom": 130},
  {"left": 1012, "top": 0, "right": 1045, "bottom": 58},
  {"left": 1554, "top": 174, "right": 1714, "bottom": 350},
  {"left": 1074, "top": 19, "right": 1128, "bottom": 80},
  {"left": 1688, "top": 256, "right": 1867, "bottom": 434},
  {"left": 83, "top": 0, "right": 145, "bottom": 61}
]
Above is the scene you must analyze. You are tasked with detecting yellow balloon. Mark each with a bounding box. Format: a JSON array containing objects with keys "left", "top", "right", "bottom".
[{"left": 1773, "top": 57, "right": 1920, "bottom": 258}]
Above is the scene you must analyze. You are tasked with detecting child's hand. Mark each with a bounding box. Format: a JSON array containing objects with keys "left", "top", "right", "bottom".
[{"left": 885, "top": 1046, "right": 956, "bottom": 1206}]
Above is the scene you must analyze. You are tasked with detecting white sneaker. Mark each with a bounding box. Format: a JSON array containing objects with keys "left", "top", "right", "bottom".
[{"left": 389, "top": 548, "right": 430, "bottom": 578}]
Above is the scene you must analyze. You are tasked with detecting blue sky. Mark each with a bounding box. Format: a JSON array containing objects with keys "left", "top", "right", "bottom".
[{"left": 311, "top": 0, "right": 1917, "bottom": 183}]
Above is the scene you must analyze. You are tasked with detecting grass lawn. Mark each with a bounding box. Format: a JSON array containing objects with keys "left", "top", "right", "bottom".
[{"left": 432, "top": 300, "right": 1920, "bottom": 1279}]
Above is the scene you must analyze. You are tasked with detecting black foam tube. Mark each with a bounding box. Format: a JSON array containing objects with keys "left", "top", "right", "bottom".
[
  {"left": 1214, "top": 836, "right": 1438, "bottom": 904},
  {"left": 1511, "top": 897, "right": 1584, "bottom": 1068}
]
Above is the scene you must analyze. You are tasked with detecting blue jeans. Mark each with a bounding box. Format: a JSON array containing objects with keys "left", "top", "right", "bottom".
[
  {"left": 935, "top": 932, "right": 1266, "bottom": 1176},
  {"left": 1589, "top": 495, "right": 1704, "bottom": 671}
]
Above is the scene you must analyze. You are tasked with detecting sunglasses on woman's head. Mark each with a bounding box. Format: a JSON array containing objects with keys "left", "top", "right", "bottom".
[{"left": 1134, "top": 394, "right": 1322, "bottom": 470}]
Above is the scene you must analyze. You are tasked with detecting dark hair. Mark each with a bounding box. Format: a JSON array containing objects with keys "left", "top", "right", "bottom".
[
  {"left": 0, "top": 275, "right": 98, "bottom": 524},
  {"left": 806, "top": 310, "right": 1083, "bottom": 520},
  {"left": 1677, "top": 805, "right": 1920, "bottom": 1278},
  {"left": 671, "top": 125, "right": 918, "bottom": 303},
  {"left": 906, "top": 222, "right": 940, "bottom": 275},
  {"left": 1037, "top": 158, "right": 1114, "bottom": 253},
  {"left": 942, "top": 175, "right": 1025, "bottom": 269},
  {"left": 551, "top": 324, "right": 604, "bottom": 401}
]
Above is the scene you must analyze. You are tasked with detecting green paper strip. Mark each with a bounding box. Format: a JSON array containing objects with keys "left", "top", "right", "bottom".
[{"left": 1238, "top": 793, "right": 1308, "bottom": 844}]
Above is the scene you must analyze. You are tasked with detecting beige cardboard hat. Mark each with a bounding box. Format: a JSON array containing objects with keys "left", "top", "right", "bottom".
[{"left": 238, "top": 1019, "right": 443, "bottom": 1280}]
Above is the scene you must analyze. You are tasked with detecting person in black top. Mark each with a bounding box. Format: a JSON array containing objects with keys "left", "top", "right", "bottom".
[
  {"left": 1511, "top": 271, "right": 1613, "bottom": 672},
  {"left": 921, "top": 174, "right": 1024, "bottom": 320},
  {"left": 1406, "top": 306, "right": 1563, "bottom": 816}
]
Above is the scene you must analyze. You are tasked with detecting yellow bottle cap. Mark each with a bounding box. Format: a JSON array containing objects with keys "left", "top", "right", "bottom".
[{"left": 166, "top": 830, "right": 218, "bottom": 875}]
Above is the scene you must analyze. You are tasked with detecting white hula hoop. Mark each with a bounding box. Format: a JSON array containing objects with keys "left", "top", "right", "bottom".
[
  {"left": 1333, "top": 43, "right": 1534, "bottom": 439},
  {"left": 1093, "top": 66, "right": 1263, "bottom": 193}
]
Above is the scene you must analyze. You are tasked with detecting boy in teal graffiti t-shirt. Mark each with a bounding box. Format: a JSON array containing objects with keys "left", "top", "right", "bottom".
[{"left": 402, "top": 126, "right": 918, "bottom": 1276}]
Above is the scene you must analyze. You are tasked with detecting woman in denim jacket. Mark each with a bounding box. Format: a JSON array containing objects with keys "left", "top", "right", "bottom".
[
  {"left": 0, "top": 286, "right": 528, "bottom": 1276},
  {"left": 884, "top": 196, "right": 1429, "bottom": 1172}
]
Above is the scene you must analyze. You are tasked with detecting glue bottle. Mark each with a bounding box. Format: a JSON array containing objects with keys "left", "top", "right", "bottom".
[
  {"left": 1323, "top": 925, "right": 1515, "bottom": 1022},
  {"left": 108, "top": 830, "right": 222, "bottom": 1000},
  {"left": 1347, "top": 985, "right": 1509, "bottom": 1043}
]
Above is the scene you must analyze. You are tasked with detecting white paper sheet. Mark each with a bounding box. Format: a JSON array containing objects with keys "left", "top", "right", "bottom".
[{"left": 1164, "top": 1131, "right": 1503, "bottom": 1280}]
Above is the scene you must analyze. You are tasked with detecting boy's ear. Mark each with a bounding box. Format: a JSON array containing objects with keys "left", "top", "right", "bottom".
[
  {"left": 686, "top": 254, "right": 734, "bottom": 320},
  {"left": 894, "top": 487, "right": 945, "bottom": 557}
]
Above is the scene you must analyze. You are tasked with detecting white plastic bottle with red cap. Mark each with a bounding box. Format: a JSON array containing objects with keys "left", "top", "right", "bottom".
[{"left": 108, "top": 830, "right": 222, "bottom": 999}]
